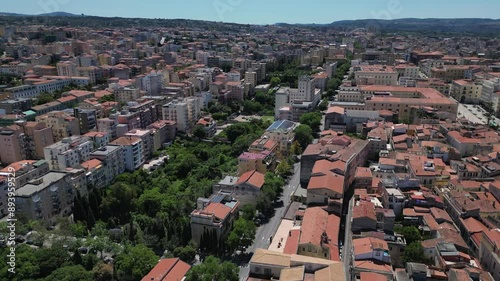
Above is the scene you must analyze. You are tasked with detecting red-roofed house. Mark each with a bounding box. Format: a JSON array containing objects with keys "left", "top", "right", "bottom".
[
  {"left": 190, "top": 193, "right": 239, "bottom": 250},
  {"left": 298, "top": 207, "right": 340, "bottom": 261},
  {"left": 80, "top": 159, "right": 105, "bottom": 189},
  {"left": 352, "top": 201, "right": 377, "bottom": 233},
  {"left": 141, "top": 258, "right": 191, "bottom": 281},
  {"left": 353, "top": 237, "right": 391, "bottom": 264}
]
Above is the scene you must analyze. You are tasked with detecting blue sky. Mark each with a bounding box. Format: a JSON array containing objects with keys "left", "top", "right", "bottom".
[{"left": 2, "top": 0, "right": 499, "bottom": 24}]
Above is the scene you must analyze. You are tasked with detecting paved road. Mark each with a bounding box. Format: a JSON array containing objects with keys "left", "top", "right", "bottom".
[
  {"left": 343, "top": 197, "right": 354, "bottom": 281},
  {"left": 238, "top": 162, "right": 301, "bottom": 281}
]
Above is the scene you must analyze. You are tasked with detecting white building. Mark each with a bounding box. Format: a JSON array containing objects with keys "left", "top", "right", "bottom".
[
  {"left": 44, "top": 136, "right": 93, "bottom": 171},
  {"left": 162, "top": 97, "right": 202, "bottom": 132}
]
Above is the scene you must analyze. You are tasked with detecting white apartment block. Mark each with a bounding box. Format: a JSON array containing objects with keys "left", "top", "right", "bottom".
[
  {"left": 162, "top": 97, "right": 202, "bottom": 132},
  {"left": 44, "top": 136, "right": 93, "bottom": 171}
]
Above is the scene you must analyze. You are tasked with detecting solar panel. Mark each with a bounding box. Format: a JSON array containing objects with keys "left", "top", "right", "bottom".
[{"left": 211, "top": 193, "right": 225, "bottom": 203}]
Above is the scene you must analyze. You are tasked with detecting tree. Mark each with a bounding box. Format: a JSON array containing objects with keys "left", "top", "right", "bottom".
[
  {"left": 395, "top": 226, "right": 422, "bottom": 245},
  {"left": 276, "top": 160, "right": 292, "bottom": 177},
  {"left": 44, "top": 265, "right": 93, "bottom": 281},
  {"left": 192, "top": 125, "right": 207, "bottom": 139},
  {"left": 241, "top": 204, "right": 256, "bottom": 221},
  {"left": 92, "top": 262, "right": 114, "bottom": 281},
  {"left": 294, "top": 124, "right": 314, "bottom": 150},
  {"left": 403, "top": 242, "right": 430, "bottom": 264},
  {"left": 173, "top": 243, "right": 197, "bottom": 263},
  {"left": 186, "top": 256, "right": 239, "bottom": 281},
  {"left": 290, "top": 140, "right": 302, "bottom": 155},
  {"left": 227, "top": 218, "right": 256, "bottom": 252},
  {"left": 115, "top": 244, "right": 158, "bottom": 281},
  {"left": 270, "top": 77, "right": 281, "bottom": 87},
  {"left": 318, "top": 98, "right": 329, "bottom": 111},
  {"left": 300, "top": 112, "right": 322, "bottom": 132},
  {"left": 34, "top": 245, "right": 72, "bottom": 278}
]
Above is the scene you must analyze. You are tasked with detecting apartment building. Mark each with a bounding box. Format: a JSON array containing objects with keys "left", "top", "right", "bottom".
[
  {"left": 162, "top": 97, "right": 202, "bottom": 132},
  {"left": 0, "top": 125, "right": 27, "bottom": 164},
  {"left": 450, "top": 79, "right": 483, "bottom": 104},
  {"left": 44, "top": 136, "right": 93, "bottom": 171},
  {"left": 89, "top": 145, "right": 125, "bottom": 187},
  {"left": 124, "top": 129, "right": 154, "bottom": 159},
  {"left": 238, "top": 150, "right": 276, "bottom": 176},
  {"left": 14, "top": 171, "right": 74, "bottom": 224},
  {"left": 354, "top": 65, "right": 398, "bottom": 86},
  {"left": 36, "top": 111, "right": 81, "bottom": 142},
  {"left": 113, "top": 85, "right": 143, "bottom": 104},
  {"left": 97, "top": 117, "right": 118, "bottom": 140},
  {"left": 263, "top": 120, "right": 297, "bottom": 156},
  {"left": 56, "top": 61, "right": 77, "bottom": 77},
  {"left": 146, "top": 120, "right": 177, "bottom": 151},
  {"left": 83, "top": 131, "right": 110, "bottom": 148},
  {"left": 76, "top": 66, "right": 103, "bottom": 84},
  {"left": 110, "top": 136, "right": 144, "bottom": 171}
]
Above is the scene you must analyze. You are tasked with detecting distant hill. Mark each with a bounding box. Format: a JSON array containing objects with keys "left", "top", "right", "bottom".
[
  {"left": 328, "top": 18, "right": 500, "bottom": 35},
  {"left": 38, "top": 12, "right": 78, "bottom": 17},
  {"left": 0, "top": 11, "right": 77, "bottom": 17}
]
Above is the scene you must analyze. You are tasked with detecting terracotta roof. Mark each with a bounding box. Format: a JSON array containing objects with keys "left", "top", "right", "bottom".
[
  {"left": 0, "top": 160, "right": 37, "bottom": 173},
  {"left": 81, "top": 159, "right": 102, "bottom": 170},
  {"left": 353, "top": 201, "right": 377, "bottom": 221},
  {"left": 430, "top": 207, "right": 453, "bottom": 223},
  {"left": 353, "top": 237, "right": 389, "bottom": 256},
  {"left": 141, "top": 258, "right": 191, "bottom": 281},
  {"left": 355, "top": 167, "right": 373, "bottom": 179},
  {"left": 203, "top": 202, "right": 232, "bottom": 220},
  {"left": 110, "top": 136, "right": 141, "bottom": 146},
  {"left": 236, "top": 170, "right": 265, "bottom": 189},
  {"left": 354, "top": 260, "right": 392, "bottom": 273},
  {"left": 300, "top": 207, "right": 340, "bottom": 260},
  {"left": 307, "top": 173, "right": 344, "bottom": 196},
  {"left": 283, "top": 229, "right": 300, "bottom": 255},
  {"left": 460, "top": 217, "right": 489, "bottom": 234},
  {"left": 360, "top": 272, "right": 388, "bottom": 281}
]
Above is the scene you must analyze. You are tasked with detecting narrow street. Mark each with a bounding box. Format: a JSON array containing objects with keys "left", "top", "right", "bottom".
[{"left": 238, "top": 162, "right": 301, "bottom": 281}]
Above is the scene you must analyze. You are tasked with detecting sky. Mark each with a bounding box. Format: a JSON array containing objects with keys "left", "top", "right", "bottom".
[{"left": 2, "top": 0, "right": 499, "bottom": 24}]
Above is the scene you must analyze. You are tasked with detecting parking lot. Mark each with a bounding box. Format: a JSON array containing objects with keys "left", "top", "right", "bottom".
[{"left": 143, "top": 155, "right": 169, "bottom": 172}]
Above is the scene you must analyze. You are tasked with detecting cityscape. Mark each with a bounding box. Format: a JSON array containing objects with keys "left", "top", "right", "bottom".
[{"left": 1, "top": 1, "right": 500, "bottom": 281}]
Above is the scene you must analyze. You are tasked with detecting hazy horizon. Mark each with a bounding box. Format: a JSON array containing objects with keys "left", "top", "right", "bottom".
[{"left": 2, "top": 0, "right": 499, "bottom": 25}]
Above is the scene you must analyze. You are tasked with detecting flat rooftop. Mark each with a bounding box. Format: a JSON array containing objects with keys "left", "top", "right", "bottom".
[{"left": 16, "top": 172, "right": 67, "bottom": 197}]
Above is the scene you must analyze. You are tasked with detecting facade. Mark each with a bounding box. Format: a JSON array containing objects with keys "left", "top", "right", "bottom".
[
  {"left": 36, "top": 111, "right": 81, "bottom": 142},
  {"left": 162, "top": 97, "right": 202, "bottom": 132},
  {"left": 190, "top": 192, "right": 239, "bottom": 247},
  {"left": 238, "top": 150, "right": 276, "bottom": 176},
  {"left": 14, "top": 171, "right": 74, "bottom": 224},
  {"left": 110, "top": 136, "right": 144, "bottom": 171},
  {"left": 263, "top": 120, "right": 298, "bottom": 156},
  {"left": 354, "top": 65, "right": 398, "bottom": 86},
  {"left": 479, "top": 229, "right": 500, "bottom": 281},
  {"left": 450, "top": 79, "right": 483, "bottom": 104},
  {"left": 89, "top": 145, "right": 125, "bottom": 187},
  {"left": 43, "top": 136, "right": 93, "bottom": 171}
]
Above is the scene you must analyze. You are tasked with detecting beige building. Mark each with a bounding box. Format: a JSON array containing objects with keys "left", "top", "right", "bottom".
[
  {"left": 263, "top": 120, "right": 297, "bottom": 156},
  {"left": 360, "top": 85, "right": 458, "bottom": 120},
  {"left": 354, "top": 65, "right": 398, "bottom": 86},
  {"left": 112, "top": 86, "right": 143, "bottom": 104},
  {"left": 249, "top": 248, "right": 345, "bottom": 281},
  {"left": 450, "top": 79, "right": 483, "bottom": 104},
  {"left": 36, "top": 111, "right": 81, "bottom": 142},
  {"left": 76, "top": 66, "right": 103, "bottom": 84},
  {"left": 479, "top": 229, "right": 500, "bottom": 281}
]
